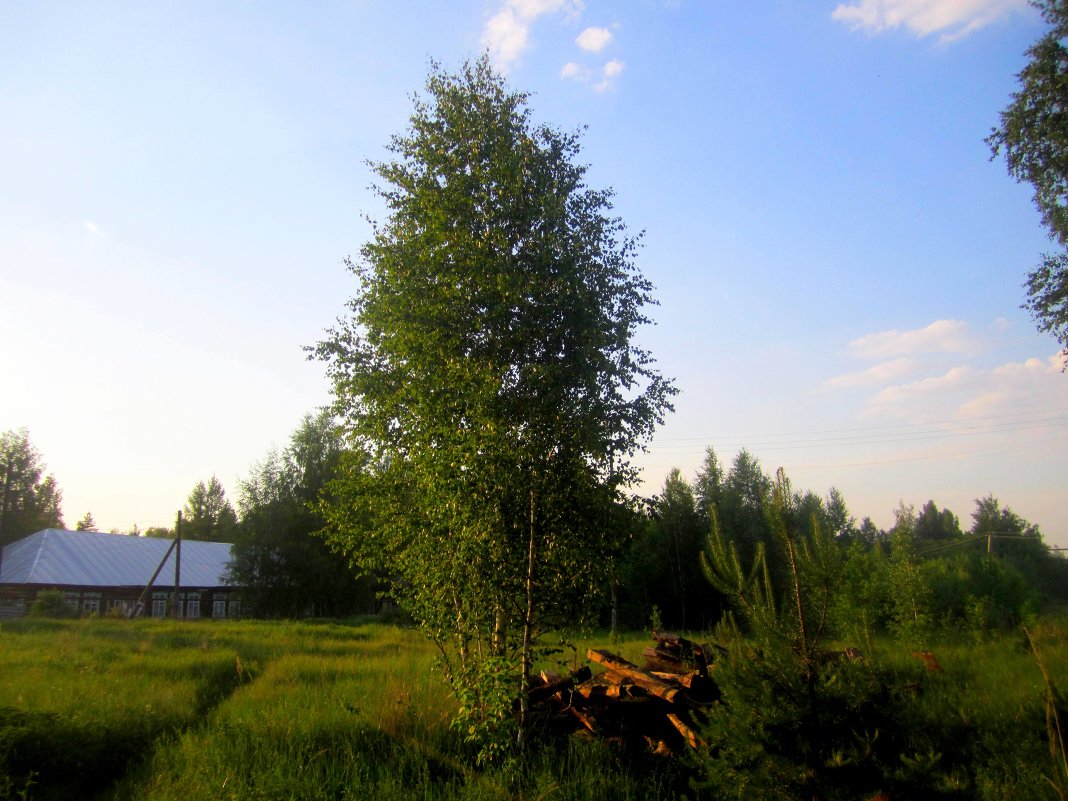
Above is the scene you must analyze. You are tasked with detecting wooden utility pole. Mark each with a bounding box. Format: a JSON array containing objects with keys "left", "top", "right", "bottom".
[{"left": 172, "top": 511, "right": 183, "bottom": 618}]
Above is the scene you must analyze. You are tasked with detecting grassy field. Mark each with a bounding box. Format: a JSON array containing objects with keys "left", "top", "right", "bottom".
[
  {"left": 0, "top": 616, "right": 1064, "bottom": 800},
  {"left": 0, "top": 618, "right": 681, "bottom": 801}
]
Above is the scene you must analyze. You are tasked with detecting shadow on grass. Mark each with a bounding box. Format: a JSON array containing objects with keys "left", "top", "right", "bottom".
[{"left": 0, "top": 657, "right": 248, "bottom": 801}]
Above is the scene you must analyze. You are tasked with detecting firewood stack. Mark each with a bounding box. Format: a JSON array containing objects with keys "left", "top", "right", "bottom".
[{"left": 528, "top": 633, "right": 718, "bottom": 754}]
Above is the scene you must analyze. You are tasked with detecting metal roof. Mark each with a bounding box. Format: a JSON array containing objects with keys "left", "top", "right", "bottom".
[{"left": 0, "top": 529, "right": 234, "bottom": 588}]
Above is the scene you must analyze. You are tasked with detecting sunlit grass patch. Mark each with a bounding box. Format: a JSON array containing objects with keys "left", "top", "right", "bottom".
[{"left": 0, "top": 617, "right": 252, "bottom": 800}]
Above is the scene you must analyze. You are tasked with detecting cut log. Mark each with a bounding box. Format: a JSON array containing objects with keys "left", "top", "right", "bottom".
[
  {"left": 568, "top": 705, "right": 599, "bottom": 735},
  {"left": 650, "top": 671, "right": 684, "bottom": 684},
  {"left": 666, "top": 712, "right": 704, "bottom": 749},
  {"left": 577, "top": 682, "right": 646, "bottom": 700},
  {"left": 587, "top": 650, "right": 684, "bottom": 704},
  {"left": 527, "top": 665, "right": 592, "bottom": 704},
  {"left": 651, "top": 633, "right": 709, "bottom": 678},
  {"left": 643, "top": 646, "right": 687, "bottom": 674}
]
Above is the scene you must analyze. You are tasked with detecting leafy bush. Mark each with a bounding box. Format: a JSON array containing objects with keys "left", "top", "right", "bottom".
[
  {"left": 924, "top": 552, "right": 1041, "bottom": 633},
  {"left": 27, "top": 591, "right": 75, "bottom": 619}
]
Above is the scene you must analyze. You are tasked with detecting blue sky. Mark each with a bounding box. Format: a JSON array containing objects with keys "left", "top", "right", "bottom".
[{"left": 2, "top": 0, "right": 1065, "bottom": 546}]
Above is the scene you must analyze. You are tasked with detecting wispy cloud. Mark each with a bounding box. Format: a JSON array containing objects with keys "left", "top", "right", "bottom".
[
  {"left": 864, "top": 355, "right": 1063, "bottom": 421},
  {"left": 824, "top": 319, "right": 1064, "bottom": 424},
  {"left": 560, "top": 61, "right": 588, "bottom": 80},
  {"left": 482, "top": 0, "right": 585, "bottom": 69},
  {"left": 847, "top": 319, "right": 975, "bottom": 360},
  {"left": 563, "top": 58, "right": 625, "bottom": 91},
  {"left": 595, "top": 59, "right": 625, "bottom": 91},
  {"left": 83, "top": 220, "right": 100, "bottom": 236},
  {"left": 576, "top": 26, "right": 612, "bottom": 52},
  {"left": 831, "top": 0, "right": 1027, "bottom": 41},
  {"left": 865, "top": 365, "right": 974, "bottom": 418},
  {"left": 823, "top": 356, "right": 916, "bottom": 389}
]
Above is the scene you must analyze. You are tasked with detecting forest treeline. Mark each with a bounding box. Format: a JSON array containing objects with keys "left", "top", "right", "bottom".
[
  {"left": 616, "top": 446, "right": 1068, "bottom": 641},
  {"left": 158, "top": 427, "right": 1068, "bottom": 635},
  {"left": 3, "top": 421, "right": 1066, "bottom": 634}
]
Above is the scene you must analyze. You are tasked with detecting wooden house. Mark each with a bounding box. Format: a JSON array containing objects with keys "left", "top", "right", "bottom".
[{"left": 0, "top": 529, "right": 238, "bottom": 619}]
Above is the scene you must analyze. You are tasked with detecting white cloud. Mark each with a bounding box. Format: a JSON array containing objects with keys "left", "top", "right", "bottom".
[
  {"left": 561, "top": 58, "right": 623, "bottom": 90},
  {"left": 831, "top": 0, "right": 1027, "bottom": 41},
  {"left": 482, "top": 0, "right": 585, "bottom": 69},
  {"left": 847, "top": 319, "right": 974, "bottom": 360},
  {"left": 576, "top": 26, "right": 613, "bottom": 52},
  {"left": 560, "top": 61, "right": 587, "bottom": 79},
  {"left": 861, "top": 354, "right": 1063, "bottom": 421},
  {"left": 865, "top": 365, "right": 973, "bottom": 418},
  {"left": 823, "top": 356, "right": 916, "bottom": 389},
  {"left": 594, "top": 59, "right": 625, "bottom": 91},
  {"left": 512, "top": 0, "right": 582, "bottom": 16},
  {"left": 83, "top": 220, "right": 100, "bottom": 235},
  {"left": 825, "top": 320, "right": 1064, "bottom": 425}
]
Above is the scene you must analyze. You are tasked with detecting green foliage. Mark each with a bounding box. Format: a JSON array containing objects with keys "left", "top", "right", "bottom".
[
  {"left": 988, "top": 0, "right": 1068, "bottom": 248},
  {"left": 696, "top": 470, "right": 1068, "bottom": 800},
  {"left": 924, "top": 551, "right": 1041, "bottom": 632},
  {"left": 228, "top": 411, "right": 374, "bottom": 618},
  {"left": 699, "top": 480, "right": 980, "bottom": 799},
  {"left": 915, "top": 500, "right": 962, "bottom": 543},
  {"left": 629, "top": 469, "right": 723, "bottom": 631},
  {"left": 450, "top": 656, "right": 518, "bottom": 768},
  {"left": 988, "top": 0, "right": 1068, "bottom": 360},
  {"left": 74, "top": 512, "right": 96, "bottom": 531},
  {"left": 181, "top": 475, "right": 237, "bottom": 542},
  {"left": 0, "top": 429, "right": 63, "bottom": 547},
  {"left": 1024, "top": 250, "right": 1068, "bottom": 364},
  {"left": 702, "top": 468, "right": 842, "bottom": 664},
  {"left": 715, "top": 449, "right": 774, "bottom": 570},
  {"left": 694, "top": 647, "right": 975, "bottom": 801},
  {"left": 970, "top": 494, "right": 1068, "bottom": 605},
  {"left": 312, "top": 56, "right": 673, "bottom": 751},
  {"left": 971, "top": 493, "right": 1041, "bottom": 538},
  {"left": 883, "top": 505, "right": 935, "bottom": 646},
  {"left": 831, "top": 540, "right": 893, "bottom": 641},
  {"left": 27, "top": 590, "right": 76, "bottom": 619}
]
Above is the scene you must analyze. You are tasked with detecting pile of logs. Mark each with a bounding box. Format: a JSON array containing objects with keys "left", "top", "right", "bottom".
[{"left": 529, "top": 632, "right": 717, "bottom": 754}]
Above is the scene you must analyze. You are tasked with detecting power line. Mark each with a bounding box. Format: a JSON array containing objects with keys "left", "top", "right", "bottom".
[{"left": 652, "top": 408, "right": 1068, "bottom": 445}]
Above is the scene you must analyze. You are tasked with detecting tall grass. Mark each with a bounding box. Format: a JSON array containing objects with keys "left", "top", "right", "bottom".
[
  {"left": 1, "top": 619, "right": 681, "bottom": 801},
  {"left": 3, "top": 616, "right": 1063, "bottom": 800}
]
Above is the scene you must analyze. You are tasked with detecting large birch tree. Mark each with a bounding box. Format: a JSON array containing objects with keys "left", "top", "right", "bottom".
[{"left": 311, "top": 57, "right": 674, "bottom": 751}]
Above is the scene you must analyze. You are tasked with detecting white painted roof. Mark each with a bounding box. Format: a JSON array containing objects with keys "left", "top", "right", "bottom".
[{"left": 0, "top": 529, "right": 233, "bottom": 588}]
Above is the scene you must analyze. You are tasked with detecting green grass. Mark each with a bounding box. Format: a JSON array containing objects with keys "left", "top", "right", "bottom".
[
  {"left": 1, "top": 616, "right": 1064, "bottom": 800},
  {"left": 0, "top": 619, "right": 682, "bottom": 801}
]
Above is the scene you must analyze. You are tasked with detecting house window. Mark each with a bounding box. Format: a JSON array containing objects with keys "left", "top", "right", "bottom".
[
  {"left": 83, "top": 595, "right": 101, "bottom": 614},
  {"left": 186, "top": 599, "right": 200, "bottom": 618},
  {"left": 152, "top": 593, "right": 167, "bottom": 618},
  {"left": 63, "top": 592, "right": 79, "bottom": 612},
  {"left": 110, "top": 599, "right": 131, "bottom": 613},
  {"left": 228, "top": 599, "right": 241, "bottom": 618},
  {"left": 212, "top": 599, "right": 227, "bottom": 619}
]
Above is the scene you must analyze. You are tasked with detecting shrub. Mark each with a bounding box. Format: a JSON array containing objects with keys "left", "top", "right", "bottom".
[
  {"left": 692, "top": 642, "right": 972, "bottom": 800},
  {"left": 27, "top": 591, "right": 76, "bottom": 619}
]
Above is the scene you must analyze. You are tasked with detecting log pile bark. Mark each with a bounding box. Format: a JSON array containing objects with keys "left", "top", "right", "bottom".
[{"left": 528, "top": 633, "right": 717, "bottom": 755}]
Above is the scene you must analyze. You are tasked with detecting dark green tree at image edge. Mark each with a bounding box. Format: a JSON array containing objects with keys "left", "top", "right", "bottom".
[
  {"left": 989, "top": 0, "right": 1068, "bottom": 363},
  {"left": 0, "top": 429, "right": 63, "bottom": 548}
]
